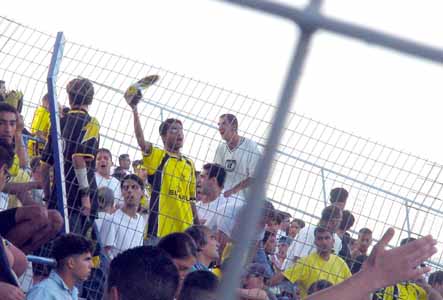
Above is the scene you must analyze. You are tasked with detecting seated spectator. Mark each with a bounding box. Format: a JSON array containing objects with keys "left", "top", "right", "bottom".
[
  {"left": 239, "top": 263, "right": 276, "bottom": 300},
  {"left": 95, "top": 148, "right": 122, "bottom": 207},
  {"left": 118, "top": 153, "right": 131, "bottom": 175},
  {"left": 372, "top": 237, "right": 443, "bottom": 300},
  {"left": 185, "top": 225, "right": 219, "bottom": 271},
  {"left": 28, "top": 93, "right": 50, "bottom": 158},
  {"left": 271, "top": 237, "right": 291, "bottom": 272},
  {"left": 305, "top": 228, "right": 437, "bottom": 300},
  {"left": 329, "top": 187, "right": 348, "bottom": 210},
  {"left": 336, "top": 210, "right": 355, "bottom": 263},
  {"left": 286, "top": 205, "right": 342, "bottom": 263},
  {"left": 158, "top": 232, "right": 198, "bottom": 297},
  {"left": 100, "top": 174, "right": 145, "bottom": 259},
  {"left": 270, "top": 227, "right": 351, "bottom": 299},
  {"left": 307, "top": 280, "right": 332, "bottom": 295},
  {"left": 0, "top": 142, "right": 63, "bottom": 254},
  {"left": 106, "top": 246, "right": 179, "bottom": 300},
  {"left": 94, "top": 187, "right": 115, "bottom": 233},
  {"left": 178, "top": 270, "right": 218, "bottom": 300},
  {"left": 429, "top": 271, "right": 443, "bottom": 297},
  {"left": 26, "top": 233, "right": 93, "bottom": 300},
  {"left": 350, "top": 227, "right": 372, "bottom": 273},
  {"left": 286, "top": 218, "right": 305, "bottom": 242}
]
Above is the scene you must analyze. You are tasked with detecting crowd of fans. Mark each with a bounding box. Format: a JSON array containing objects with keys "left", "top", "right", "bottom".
[{"left": 0, "top": 78, "right": 440, "bottom": 299}]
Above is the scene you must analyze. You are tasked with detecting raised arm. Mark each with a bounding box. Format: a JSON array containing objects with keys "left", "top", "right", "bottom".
[
  {"left": 306, "top": 228, "right": 437, "bottom": 300},
  {"left": 125, "top": 87, "right": 151, "bottom": 154}
]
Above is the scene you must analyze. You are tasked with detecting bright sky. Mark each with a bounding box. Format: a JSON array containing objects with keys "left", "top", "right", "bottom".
[{"left": 2, "top": 0, "right": 443, "bottom": 163}]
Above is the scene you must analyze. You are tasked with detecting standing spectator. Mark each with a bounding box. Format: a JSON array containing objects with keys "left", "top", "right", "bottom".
[
  {"left": 178, "top": 270, "right": 219, "bottom": 300},
  {"left": 100, "top": 174, "right": 145, "bottom": 259},
  {"left": 94, "top": 187, "right": 115, "bottom": 233},
  {"left": 106, "top": 246, "right": 179, "bottom": 300},
  {"left": 158, "top": 232, "right": 198, "bottom": 298},
  {"left": 118, "top": 154, "right": 131, "bottom": 175},
  {"left": 329, "top": 187, "right": 348, "bottom": 210},
  {"left": 336, "top": 210, "right": 355, "bottom": 263},
  {"left": 28, "top": 94, "right": 50, "bottom": 158},
  {"left": 429, "top": 271, "right": 443, "bottom": 297},
  {"left": 286, "top": 205, "right": 342, "bottom": 262},
  {"left": 41, "top": 78, "right": 100, "bottom": 235},
  {"left": 349, "top": 227, "right": 372, "bottom": 274},
  {"left": 270, "top": 227, "right": 351, "bottom": 299},
  {"left": 271, "top": 237, "right": 291, "bottom": 272},
  {"left": 95, "top": 148, "right": 122, "bottom": 207},
  {"left": 127, "top": 89, "right": 198, "bottom": 239},
  {"left": 214, "top": 113, "right": 261, "bottom": 199},
  {"left": 132, "top": 159, "right": 150, "bottom": 213},
  {"left": 287, "top": 218, "right": 305, "bottom": 242},
  {"left": 26, "top": 234, "right": 93, "bottom": 300},
  {"left": 276, "top": 211, "right": 292, "bottom": 238},
  {"left": 185, "top": 225, "right": 219, "bottom": 271},
  {"left": 0, "top": 141, "right": 62, "bottom": 254}
]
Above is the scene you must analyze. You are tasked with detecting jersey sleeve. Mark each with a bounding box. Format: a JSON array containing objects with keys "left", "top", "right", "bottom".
[
  {"left": 189, "top": 159, "right": 196, "bottom": 200},
  {"left": 75, "top": 117, "right": 100, "bottom": 159},
  {"left": 283, "top": 258, "right": 306, "bottom": 284},
  {"left": 214, "top": 143, "right": 224, "bottom": 165},
  {"left": 142, "top": 147, "right": 164, "bottom": 175}
]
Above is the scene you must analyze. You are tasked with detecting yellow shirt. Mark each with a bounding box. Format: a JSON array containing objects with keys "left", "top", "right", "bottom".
[
  {"left": 28, "top": 106, "right": 50, "bottom": 157},
  {"left": 283, "top": 252, "right": 351, "bottom": 299},
  {"left": 143, "top": 147, "right": 196, "bottom": 237},
  {"left": 8, "top": 154, "right": 20, "bottom": 177},
  {"left": 373, "top": 283, "right": 427, "bottom": 300}
]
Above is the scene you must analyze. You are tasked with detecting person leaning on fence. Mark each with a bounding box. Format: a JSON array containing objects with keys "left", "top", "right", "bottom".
[
  {"left": 185, "top": 225, "right": 219, "bottom": 272},
  {"left": 41, "top": 77, "right": 100, "bottom": 235},
  {"left": 106, "top": 246, "right": 179, "bottom": 300},
  {"left": 0, "top": 140, "right": 62, "bottom": 254},
  {"left": 126, "top": 88, "right": 198, "bottom": 240},
  {"left": 26, "top": 233, "right": 93, "bottom": 300},
  {"left": 99, "top": 174, "right": 145, "bottom": 260},
  {"left": 214, "top": 113, "right": 261, "bottom": 199},
  {"left": 270, "top": 227, "right": 351, "bottom": 299}
]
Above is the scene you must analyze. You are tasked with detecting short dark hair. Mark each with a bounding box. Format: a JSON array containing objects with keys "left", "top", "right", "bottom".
[
  {"left": 119, "top": 153, "right": 129, "bottom": 160},
  {"left": 132, "top": 159, "right": 143, "bottom": 168},
  {"left": 0, "top": 141, "right": 15, "bottom": 169},
  {"left": 292, "top": 218, "right": 305, "bottom": 229},
  {"left": 202, "top": 163, "right": 226, "bottom": 188},
  {"left": 262, "top": 200, "right": 275, "bottom": 223},
  {"left": 330, "top": 187, "right": 348, "bottom": 204},
  {"left": 358, "top": 228, "right": 372, "bottom": 236},
  {"left": 220, "top": 114, "right": 238, "bottom": 131},
  {"left": 278, "top": 211, "right": 292, "bottom": 221},
  {"left": 112, "top": 166, "right": 126, "bottom": 181},
  {"left": 400, "top": 237, "right": 416, "bottom": 246},
  {"left": 320, "top": 205, "right": 342, "bottom": 222},
  {"left": 108, "top": 246, "right": 179, "bottom": 300},
  {"left": 121, "top": 174, "right": 145, "bottom": 191},
  {"left": 263, "top": 230, "right": 276, "bottom": 244},
  {"left": 159, "top": 118, "right": 182, "bottom": 136},
  {"left": 339, "top": 210, "right": 355, "bottom": 231},
  {"left": 178, "top": 270, "right": 218, "bottom": 300},
  {"left": 185, "top": 225, "right": 210, "bottom": 251},
  {"left": 66, "top": 78, "right": 94, "bottom": 106},
  {"left": 314, "top": 226, "right": 332, "bottom": 238},
  {"left": 158, "top": 232, "right": 198, "bottom": 259},
  {"left": 52, "top": 234, "right": 93, "bottom": 265},
  {"left": 97, "top": 148, "right": 112, "bottom": 160},
  {"left": 429, "top": 271, "right": 443, "bottom": 286},
  {"left": 307, "top": 280, "right": 333, "bottom": 295},
  {"left": 0, "top": 102, "right": 17, "bottom": 114}
]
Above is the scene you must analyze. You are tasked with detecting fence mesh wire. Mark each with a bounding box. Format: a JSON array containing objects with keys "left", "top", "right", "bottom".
[{"left": 1, "top": 14, "right": 443, "bottom": 299}]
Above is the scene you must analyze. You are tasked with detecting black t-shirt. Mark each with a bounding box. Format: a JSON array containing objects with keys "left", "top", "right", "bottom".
[{"left": 42, "top": 109, "right": 99, "bottom": 214}]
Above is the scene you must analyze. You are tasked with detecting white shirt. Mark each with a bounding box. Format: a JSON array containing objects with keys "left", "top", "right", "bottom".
[
  {"left": 214, "top": 137, "right": 261, "bottom": 199},
  {"left": 95, "top": 211, "right": 113, "bottom": 234},
  {"left": 95, "top": 173, "right": 123, "bottom": 206},
  {"left": 285, "top": 224, "right": 342, "bottom": 266},
  {"left": 206, "top": 194, "right": 245, "bottom": 238},
  {"left": 99, "top": 209, "right": 145, "bottom": 259}
]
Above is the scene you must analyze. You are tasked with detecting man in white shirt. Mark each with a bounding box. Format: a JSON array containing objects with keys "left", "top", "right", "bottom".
[
  {"left": 99, "top": 174, "right": 146, "bottom": 259},
  {"left": 95, "top": 148, "right": 122, "bottom": 207},
  {"left": 197, "top": 162, "right": 245, "bottom": 255},
  {"left": 286, "top": 205, "right": 342, "bottom": 266},
  {"left": 214, "top": 114, "right": 261, "bottom": 200}
]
